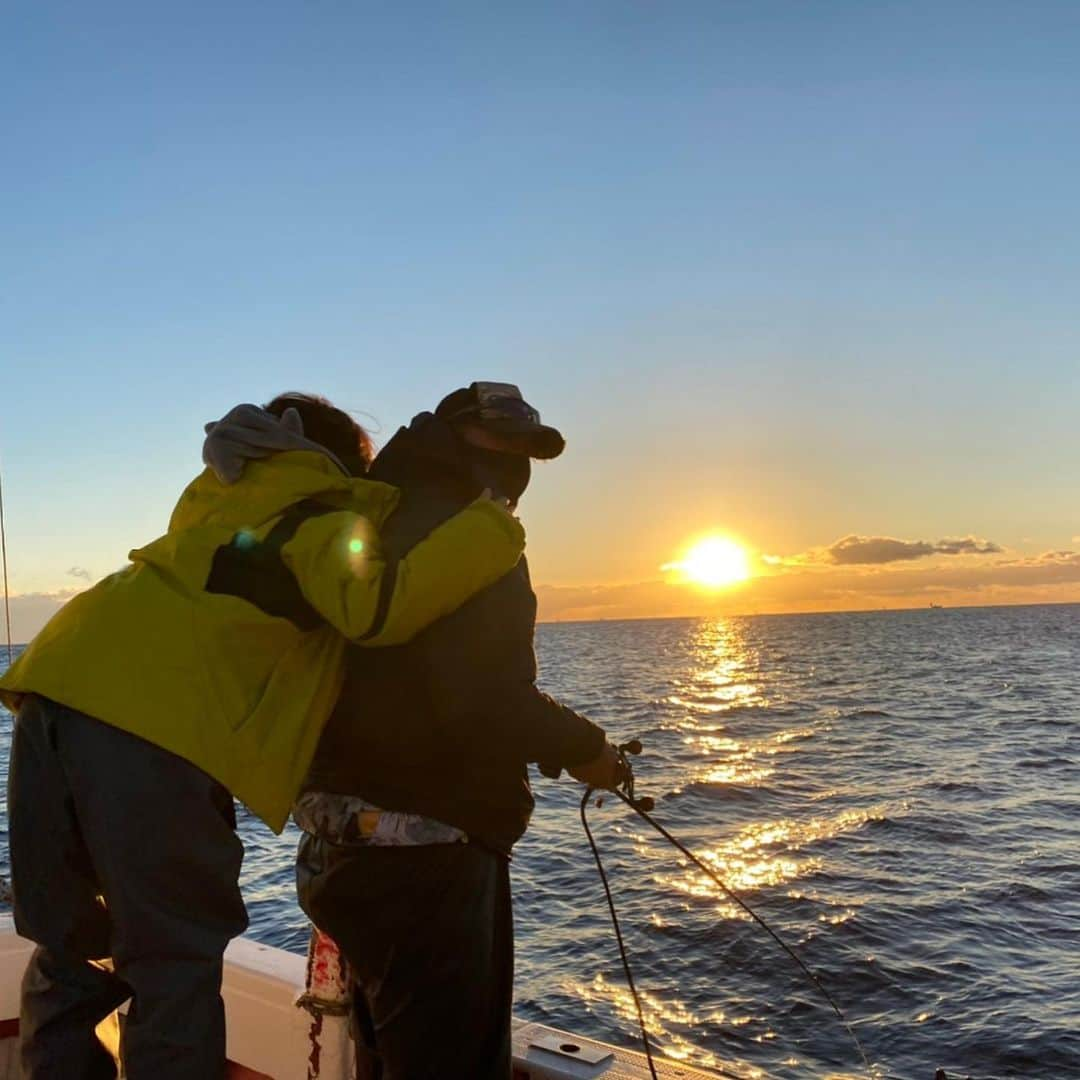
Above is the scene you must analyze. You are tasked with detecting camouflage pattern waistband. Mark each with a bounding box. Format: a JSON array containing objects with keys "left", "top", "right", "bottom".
[{"left": 293, "top": 791, "right": 467, "bottom": 847}]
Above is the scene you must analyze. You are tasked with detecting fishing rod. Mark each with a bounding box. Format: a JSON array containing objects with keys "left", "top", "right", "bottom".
[{"left": 581, "top": 738, "right": 872, "bottom": 1078}]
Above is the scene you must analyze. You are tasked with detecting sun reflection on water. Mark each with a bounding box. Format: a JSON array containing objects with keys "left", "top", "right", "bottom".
[
  {"left": 682, "top": 723, "right": 822, "bottom": 788},
  {"left": 701, "top": 759, "right": 775, "bottom": 786},
  {"left": 667, "top": 618, "right": 768, "bottom": 716},
  {"left": 645, "top": 808, "right": 884, "bottom": 917},
  {"left": 564, "top": 973, "right": 770, "bottom": 1077}
]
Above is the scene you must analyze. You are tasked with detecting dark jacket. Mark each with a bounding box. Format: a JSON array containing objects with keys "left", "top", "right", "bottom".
[{"left": 304, "top": 415, "right": 605, "bottom": 854}]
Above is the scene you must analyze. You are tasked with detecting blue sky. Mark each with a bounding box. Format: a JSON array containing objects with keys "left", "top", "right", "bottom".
[{"left": 4, "top": 2, "right": 1080, "bottom": 633}]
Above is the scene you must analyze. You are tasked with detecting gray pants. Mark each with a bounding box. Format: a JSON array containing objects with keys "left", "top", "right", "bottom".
[
  {"left": 297, "top": 835, "right": 513, "bottom": 1080},
  {"left": 7, "top": 695, "right": 247, "bottom": 1079}
]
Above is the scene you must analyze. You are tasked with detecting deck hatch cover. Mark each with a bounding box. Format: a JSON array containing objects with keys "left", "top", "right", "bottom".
[{"left": 529, "top": 1033, "right": 614, "bottom": 1065}]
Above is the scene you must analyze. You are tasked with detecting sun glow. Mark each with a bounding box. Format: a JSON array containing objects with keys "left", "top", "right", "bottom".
[{"left": 665, "top": 536, "right": 752, "bottom": 588}]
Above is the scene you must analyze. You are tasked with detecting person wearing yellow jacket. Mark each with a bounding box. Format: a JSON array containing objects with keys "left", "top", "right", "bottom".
[{"left": 0, "top": 393, "right": 526, "bottom": 1080}]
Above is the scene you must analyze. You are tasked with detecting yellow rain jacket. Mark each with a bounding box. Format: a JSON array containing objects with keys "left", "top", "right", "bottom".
[{"left": 0, "top": 450, "right": 525, "bottom": 830}]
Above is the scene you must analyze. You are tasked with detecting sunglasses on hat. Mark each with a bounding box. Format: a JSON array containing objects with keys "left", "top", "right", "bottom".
[{"left": 447, "top": 382, "right": 542, "bottom": 426}]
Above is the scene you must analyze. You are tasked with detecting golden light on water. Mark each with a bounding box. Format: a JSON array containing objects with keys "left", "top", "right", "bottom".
[
  {"left": 663, "top": 535, "right": 752, "bottom": 589},
  {"left": 566, "top": 974, "right": 770, "bottom": 1077},
  {"left": 684, "top": 726, "right": 818, "bottom": 787},
  {"left": 652, "top": 808, "right": 883, "bottom": 917}
]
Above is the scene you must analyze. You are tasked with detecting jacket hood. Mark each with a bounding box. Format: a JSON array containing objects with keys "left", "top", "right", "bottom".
[
  {"left": 202, "top": 403, "right": 349, "bottom": 484},
  {"left": 170, "top": 406, "right": 388, "bottom": 535}
]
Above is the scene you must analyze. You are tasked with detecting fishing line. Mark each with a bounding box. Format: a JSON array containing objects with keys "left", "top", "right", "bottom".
[
  {"left": 581, "top": 742, "right": 872, "bottom": 1078},
  {"left": 614, "top": 788, "right": 871, "bottom": 1073},
  {"left": 581, "top": 787, "right": 756, "bottom": 1080},
  {"left": 579, "top": 786, "right": 660, "bottom": 1080}
]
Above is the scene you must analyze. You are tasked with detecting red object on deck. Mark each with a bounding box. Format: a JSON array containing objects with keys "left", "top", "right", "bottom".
[{"left": 225, "top": 1064, "right": 274, "bottom": 1079}]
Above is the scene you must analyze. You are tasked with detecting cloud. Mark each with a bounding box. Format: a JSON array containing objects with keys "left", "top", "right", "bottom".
[
  {"left": 67, "top": 566, "right": 92, "bottom": 581},
  {"left": 933, "top": 537, "right": 1003, "bottom": 556},
  {"left": 1040, "top": 550, "right": 1080, "bottom": 564},
  {"left": 825, "top": 534, "right": 1002, "bottom": 565},
  {"left": 535, "top": 547, "right": 1080, "bottom": 622}
]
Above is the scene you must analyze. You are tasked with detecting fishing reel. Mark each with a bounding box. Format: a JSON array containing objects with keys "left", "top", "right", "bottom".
[{"left": 615, "top": 739, "right": 654, "bottom": 813}]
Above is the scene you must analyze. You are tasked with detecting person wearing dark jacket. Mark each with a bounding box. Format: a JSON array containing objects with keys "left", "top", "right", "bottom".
[{"left": 295, "top": 382, "right": 622, "bottom": 1080}]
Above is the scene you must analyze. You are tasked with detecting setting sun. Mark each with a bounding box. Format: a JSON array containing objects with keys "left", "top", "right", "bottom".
[{"left": 664, "top": 536, "right": 752, "bottom": 588}]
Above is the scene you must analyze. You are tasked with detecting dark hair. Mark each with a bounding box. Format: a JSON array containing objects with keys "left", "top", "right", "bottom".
[{"left": 264, "top": 392, "right": 374, "bottom": 475}]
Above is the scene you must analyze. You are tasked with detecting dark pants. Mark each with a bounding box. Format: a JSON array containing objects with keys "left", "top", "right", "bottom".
[
  {"left": 297, "top": 834, "right": 513, "bottom": 1080},
  {"left": 8, "top": 695, "right": 248, "bottom": 1079}
]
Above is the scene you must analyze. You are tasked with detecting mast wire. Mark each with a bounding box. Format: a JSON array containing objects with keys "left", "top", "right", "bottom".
[{"left": 0, "top": 459, "right": 12, "bottom": 666}]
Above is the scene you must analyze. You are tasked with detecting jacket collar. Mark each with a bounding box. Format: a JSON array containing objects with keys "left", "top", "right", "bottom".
[{"left": 369, "top": 413, "right": 479, "bottom": 500}]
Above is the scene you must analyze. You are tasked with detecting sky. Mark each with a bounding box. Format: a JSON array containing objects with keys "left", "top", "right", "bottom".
[{"left": 3, "top": 1, "right": 1080, "bottom": 640}]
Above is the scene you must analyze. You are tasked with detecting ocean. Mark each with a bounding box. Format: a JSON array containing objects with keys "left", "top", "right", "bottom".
[{"left": 2, "top": 605, "right": 1078, "bottom": 1079}]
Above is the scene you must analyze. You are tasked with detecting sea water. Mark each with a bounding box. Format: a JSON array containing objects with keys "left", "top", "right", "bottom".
[{"left": 2, "top": 605, "right": 1078, "bottom": 1078}]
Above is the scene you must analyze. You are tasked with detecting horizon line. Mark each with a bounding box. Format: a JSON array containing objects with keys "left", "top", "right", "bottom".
[{"left": 536, "top": 596, "right": 1080, "bottom": 627}]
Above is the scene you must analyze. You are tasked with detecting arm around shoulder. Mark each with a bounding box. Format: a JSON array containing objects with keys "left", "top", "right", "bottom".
[{"left": 282, "top": 497, "right": 525, "bottom": 645}]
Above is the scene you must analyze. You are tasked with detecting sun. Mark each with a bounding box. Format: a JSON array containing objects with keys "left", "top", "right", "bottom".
[{"left": 665, "top": 536, "right": 752, "bottom": 588}]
